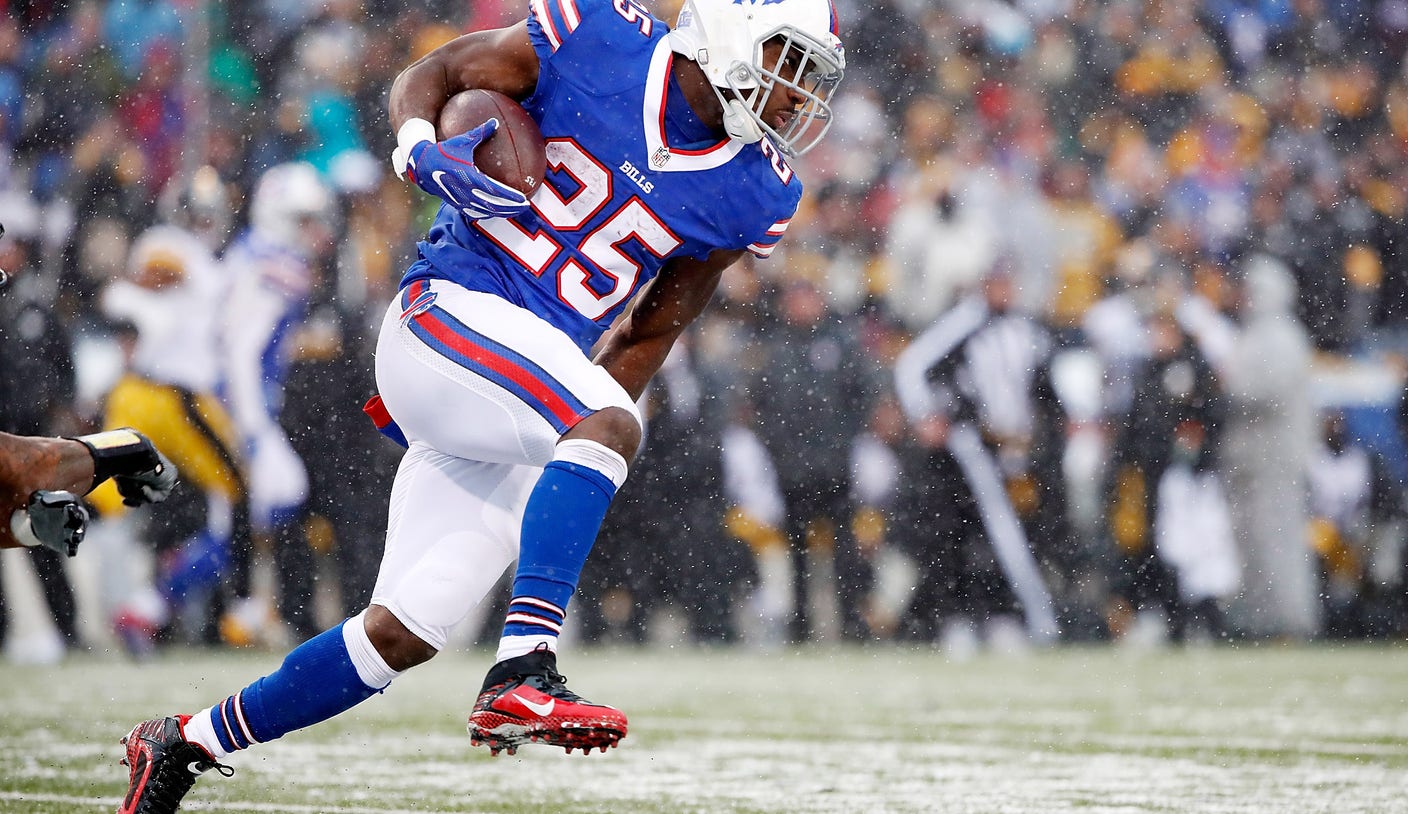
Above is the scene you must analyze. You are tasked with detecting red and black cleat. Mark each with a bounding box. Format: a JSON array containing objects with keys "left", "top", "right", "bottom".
[
  {"left": 118, "top": 716, "right": 231, "bottom": 814},
  {"left": 467, "top": 647, "right": 626, "bottom": 756}
]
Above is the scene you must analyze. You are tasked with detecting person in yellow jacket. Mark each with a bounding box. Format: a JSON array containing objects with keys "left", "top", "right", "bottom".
[{"left": 96, "top": 187, "right": 265, "bottom": 647}]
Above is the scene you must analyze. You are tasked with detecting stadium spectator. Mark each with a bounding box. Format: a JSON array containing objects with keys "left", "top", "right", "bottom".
[
  {"left": 22, "top": 1, "right": 126, "bottom": 202},
  {"left": 1105, "top": 310, "right": 1229, "bottom": 644},
  {"left": 0, "top": 19, "right": 24, "bottom": 158},
  {"left": 102, "top": 0, "right": 183, "bottom": 80},
  {"left": 747, "top": 276, "right": 874, "bottom": 643},
  {"left": 116, "top": 40, "right": 184, "bottom": 194},
  {"left": 880, "top": 113, "right": 998, "bottom": 333}
]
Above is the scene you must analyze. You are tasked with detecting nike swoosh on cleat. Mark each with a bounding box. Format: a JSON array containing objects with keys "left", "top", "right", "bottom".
[
  {"left": 431, "top": 171, "right": 461, "bottom": 205},
  {"left": 512, "top": 693, "right": 555, "bottom": 717},
  {"left": 187, "top": 762, "right": 206, "bottom": 775}
]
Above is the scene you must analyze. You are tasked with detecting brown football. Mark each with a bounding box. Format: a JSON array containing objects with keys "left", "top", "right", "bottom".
[{"left": 436, "top": 89, "right": 547, "bottom": 198}]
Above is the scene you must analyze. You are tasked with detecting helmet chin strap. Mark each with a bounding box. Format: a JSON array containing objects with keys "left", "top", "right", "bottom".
[{"left": 721, "top": 97, "right": 764, "bottom": 144}]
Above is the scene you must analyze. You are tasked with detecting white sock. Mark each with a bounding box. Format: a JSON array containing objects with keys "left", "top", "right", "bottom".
[
  {"left": 343, "top": 608, "right": 400, "bottom": 689},
  {"left": 495, "top": 633, "right": 556, "bottom": 663},
  {"left": 182, "top": 709, "right": 229, "bottom": 760}
]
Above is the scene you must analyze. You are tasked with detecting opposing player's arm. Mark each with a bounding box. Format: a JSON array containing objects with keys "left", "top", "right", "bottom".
[
  {"left": 0, "top": 434, "right": 94, "bottom": 504},
  {"left": 0, "top": 429, "right": 176, "bottom": 552},
  {"left": 389, "top": 21, "right": 539, "bottom": 133},
  {"left": 593, "top": 249, "right": 744, "bottom": 401},
  {"left": 0, "top": 434, "right": 93, "bottom": 551}
]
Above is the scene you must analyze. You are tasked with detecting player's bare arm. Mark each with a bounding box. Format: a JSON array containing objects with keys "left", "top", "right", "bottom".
[
  {"left": 0, "top": 434, "right": 92, "bottom": 531},
  {"left": 0, "top": 435, "right": 91, "bottom": 555},
  {"left": 593, "top": 249, "right": 744, "bottom": 401},
  {"left": 389, "top": 21, "right": 539, "bottom": 130},
  {"left": 388, "top": 22, "right": 539, "bottom": 219},
  {"left": 0, "top": 429, "right": 177, "bottom": 553}
]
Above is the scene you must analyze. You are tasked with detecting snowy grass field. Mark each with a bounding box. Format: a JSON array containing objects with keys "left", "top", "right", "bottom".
[{"left": 0, "top": 644, "right": 1406, "bottom": 813}]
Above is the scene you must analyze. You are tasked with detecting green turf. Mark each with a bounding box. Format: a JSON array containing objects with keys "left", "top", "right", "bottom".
[{"left": 1, "top": 643, "right": 1406, "bottom": 812}]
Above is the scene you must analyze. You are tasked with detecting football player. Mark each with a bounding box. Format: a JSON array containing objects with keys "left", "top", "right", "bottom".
[
  {"left": 117, "top": 0, "right": 843, "bottom": 808},
  {"left": 217, "top": 162, "right": 337, "bottom": 643},
  {"left": 95, "top": 171, "right": 257, "bottom": 647},
  {"left": 1, "top": 429, "right": 178, "bottom": 556}
]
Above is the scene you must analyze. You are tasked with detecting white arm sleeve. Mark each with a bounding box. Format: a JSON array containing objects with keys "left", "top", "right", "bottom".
[
  {"left": 101, "top": 281, "right": 164, "bottom": 335},
  {"left": 893, "top": 296, "right": 987, "bottom": 422},
  {"left": 722, "top": 424, "right": 786, "bottom": 528},
  {"left": 1176, "top": 295, "right": 1238, "bottom": 379}
]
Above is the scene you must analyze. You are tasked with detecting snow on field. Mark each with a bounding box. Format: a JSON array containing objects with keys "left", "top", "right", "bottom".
[{"left": 1, "top": 645, "right": 1406, "bottom": 813}]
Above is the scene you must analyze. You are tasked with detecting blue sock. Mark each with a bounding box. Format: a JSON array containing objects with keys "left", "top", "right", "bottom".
[
  {"left": 197, "top": 622, "right": 381, "bottom": 754},
  {"left": 499, "top": 460, "right": 618, "bottom": 656}
]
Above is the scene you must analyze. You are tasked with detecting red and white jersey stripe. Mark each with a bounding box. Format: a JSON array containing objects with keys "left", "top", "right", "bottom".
[
  {"left": 529, "top": 0, "right": 582, "bottom": 51},
  {"left": 747, "top": 218, "right": 792, "bottom": 258}
]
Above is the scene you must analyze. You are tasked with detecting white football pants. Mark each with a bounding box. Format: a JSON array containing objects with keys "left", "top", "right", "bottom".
[{"left": 368, "top": 279, "right": 638, "bottom": 650}]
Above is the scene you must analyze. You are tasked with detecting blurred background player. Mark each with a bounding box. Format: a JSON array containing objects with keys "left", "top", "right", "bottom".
[
  {"left": 218, "top": 161, "right": 336, "bottom": 644},
  {"left": 1102, "top": 310, "right": 1232, "bottom": 643},
  {"left": 116, "top": 0, "right": 845, "bottom": 807},
  {"left": 93, "top": 167, "right": 255, "bottom": 649},
  {"left": 581, "top": 335, "right": 750, "bottom": 645}
]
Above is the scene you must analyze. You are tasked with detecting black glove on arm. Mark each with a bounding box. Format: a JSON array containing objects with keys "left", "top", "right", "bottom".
[
  {"left": 10, "top": 490, "right": 88, "bottom": 557},
  {"left": 67, "top": 428, "right": 179, "bottom": 505}
]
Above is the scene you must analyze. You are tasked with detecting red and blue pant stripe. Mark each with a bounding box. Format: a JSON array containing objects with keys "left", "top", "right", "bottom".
[{"left": 405, "top": 296, "right": 593, "bottom": 435}]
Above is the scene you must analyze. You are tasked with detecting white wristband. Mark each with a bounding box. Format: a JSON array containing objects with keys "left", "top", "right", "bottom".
[
  {"left": 397, "top": 117, "right": 437, "bottom": 153},
  {"left": 10, "top": 509, "right": 41, "bottom": 549},
  {"left": 394, "top": 118, "right": 438, "bottom": 172}
]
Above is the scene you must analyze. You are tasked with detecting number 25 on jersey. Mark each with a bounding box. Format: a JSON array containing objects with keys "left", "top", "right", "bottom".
[{"left": 476, "top": 139, "right": 681, "bottom": 321}]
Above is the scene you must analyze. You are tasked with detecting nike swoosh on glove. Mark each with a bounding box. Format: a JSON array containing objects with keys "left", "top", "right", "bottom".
[
  {"left": 113, "top": 450, "right": 180, "bottom": 507},
  {"left": 406, "top": 118, "right": 531, "bottom": 220}
]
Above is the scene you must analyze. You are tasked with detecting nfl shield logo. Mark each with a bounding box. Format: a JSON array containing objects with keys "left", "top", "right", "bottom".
[{"left": 650, "top": 146, "right": 671, "bottom": 169}]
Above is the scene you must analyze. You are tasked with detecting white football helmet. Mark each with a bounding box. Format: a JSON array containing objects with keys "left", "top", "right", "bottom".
[
  {"left": 159, "top": 165, "right": 233, "bottom": 250},
  {"left": 249, "top": 162, "right": 334, "bottom": 250},
  {"left": 669, "top": 0, "right": 845, "bottom": 157}
]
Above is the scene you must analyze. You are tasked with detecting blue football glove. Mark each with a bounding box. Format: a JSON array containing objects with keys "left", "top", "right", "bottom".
[{"left": 406, "top": 119, "right": 531, "bottom": 220}]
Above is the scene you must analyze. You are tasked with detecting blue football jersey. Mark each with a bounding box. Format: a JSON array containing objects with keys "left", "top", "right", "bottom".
[{"left": 408, "top": 0, "right": 803, "bottom": 354}]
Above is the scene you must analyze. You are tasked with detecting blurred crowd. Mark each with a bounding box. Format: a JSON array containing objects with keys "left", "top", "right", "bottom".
[{"left": 3, "top": 0, "right": 1408, "bottom": 661}]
